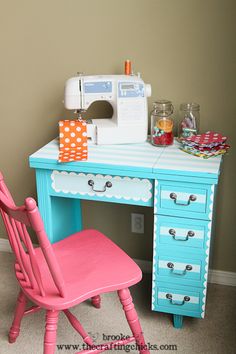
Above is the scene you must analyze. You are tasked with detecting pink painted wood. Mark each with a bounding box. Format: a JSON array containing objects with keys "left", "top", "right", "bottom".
[
  {"left": 0, "top": 171, "right": 149, "bottom": 354},
  {"left": 118, "top": 288, "right": 149, "bottom": 354},
  {"left": 91, "top": 295, "right": 101, "bottom": 309},
  {"left": 8, "top": 290, "right": 27, "bottom": 343},
  {"left": 63, "top": 309, "right": 93, "bottom": 346}
]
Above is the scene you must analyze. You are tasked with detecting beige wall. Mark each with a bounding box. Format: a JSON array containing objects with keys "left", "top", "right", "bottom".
[{"left": 0, "top": 0, "right": 235, "bottom": 272}]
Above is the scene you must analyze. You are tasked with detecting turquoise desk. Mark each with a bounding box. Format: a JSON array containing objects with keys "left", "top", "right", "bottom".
[{"left": 29, "top": 139, "right": 222, "bottom": 328}]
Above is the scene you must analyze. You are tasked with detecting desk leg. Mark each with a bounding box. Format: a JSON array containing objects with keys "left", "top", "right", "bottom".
[
  {"left": 173, "top": 314, "right": 183, "bottom": 329},
  {"left": 51, "top": 197, "right": 82, "bottom": 243},
  {"left": 36, "top": 169, "right": 54, "bottom": 241},
  {"left": 36, "top": 170, "right": 83, "bottom": 243}
]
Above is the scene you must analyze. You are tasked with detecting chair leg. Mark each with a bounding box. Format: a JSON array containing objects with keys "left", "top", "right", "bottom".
[
  {"left": 118, "top": 288, "right": 150, "bottom": 354},
  {"left": 9, "top": 290, "right": 27, "bottom": 343},
  {"left": 91, "top": 295, "right": 101, "bottom": 309},
  {"left": 63, "top": 309, "right": 93, "bottom": 345},
  {"left": 44, "top": 310, "right": 59, "bottom": 354}
]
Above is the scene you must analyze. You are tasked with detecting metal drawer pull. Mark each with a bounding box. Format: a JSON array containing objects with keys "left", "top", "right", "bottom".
[
  {"left": 169, "top": 229, "right": 195, "bottom": 241},
  {"left": 167, "top": 262, "right": 193, "bottom": 275},
  {"left": 166, "top": 293, "right": 191, "bottom": 305},
  {"left": 187, "top": 230, "right": 195, "bottom": 237},
  {"left": 186, "top": 264, "right": 193, "bottom": 271},
  {"left": 169, "top": 192, "right": 197, "bottom": 206},
  {"left": 88, "top": 180, "right": 112, "bottom": 193},
  {"left": 167, "top": 262, "right": 174, "bottom": 269}
]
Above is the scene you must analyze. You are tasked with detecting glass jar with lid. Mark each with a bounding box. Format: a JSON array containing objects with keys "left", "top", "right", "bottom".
[
  {"left": 151, "top": 100, "right": 174, "bottom": 146},
  {"left": 178, "top": 102, "right": 200, "bottom": 140}
]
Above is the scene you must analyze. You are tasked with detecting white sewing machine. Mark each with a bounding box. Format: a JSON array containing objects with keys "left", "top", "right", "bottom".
[{"left": 64, "top": 74, "right": 151, "bottom": 144}]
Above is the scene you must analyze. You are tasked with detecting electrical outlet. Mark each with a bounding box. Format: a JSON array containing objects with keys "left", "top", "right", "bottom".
[{"left": 131, "top": 213, "right": 144, "bottom": 234}]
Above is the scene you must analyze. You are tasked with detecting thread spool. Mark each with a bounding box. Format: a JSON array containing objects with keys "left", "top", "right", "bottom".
[{"left": 125, "top": 60, "right": 131, "bottom": 75}]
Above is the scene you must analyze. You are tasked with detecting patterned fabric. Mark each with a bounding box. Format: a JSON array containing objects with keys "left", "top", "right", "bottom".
[
  {"left": 58, "top": 120, "right": 88, "bottom": 162},
  {"left": 184, "top": 131, "right": 227, "bottom": 147},
  {"left": 179, "top": 131, "right": 229, "bottom": 159}
]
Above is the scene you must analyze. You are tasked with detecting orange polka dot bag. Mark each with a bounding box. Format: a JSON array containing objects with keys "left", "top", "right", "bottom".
[{"left": 58, "top": 119, "right": 88, "bottom": 162}]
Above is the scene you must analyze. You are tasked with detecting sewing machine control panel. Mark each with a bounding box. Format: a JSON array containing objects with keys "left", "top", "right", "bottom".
[
  {"left": 83, "top": 80, "right": 145, "bottom": 99},
  {"left": 118, "top": 82, "right": 144, "bottom": 98},
  {"left": 84, "top": 81, "right": 112, "bottom": 94}
]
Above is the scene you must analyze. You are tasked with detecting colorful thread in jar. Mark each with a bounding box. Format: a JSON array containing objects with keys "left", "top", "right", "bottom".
[
  {"left": 150, "top": 100, "right": 174, "bottom": 146},
  {"left": 152, "top": 118, "right": 174, "bottom": 145}
]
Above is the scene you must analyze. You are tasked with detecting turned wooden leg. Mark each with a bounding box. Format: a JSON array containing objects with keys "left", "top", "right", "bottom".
[
  {"left": 44, "top": 310, "right": 59, "bottom": 354},
  {"left": 91, "top": 295, "right": 101, "bottom": 309},
  {"left": 173, "top": 314, "right": 183, "bottom": 329},
  {"left": 118, "top": 288, "right": 150, "bottom": 354},
  {"left": 9, "top": 290, "right": 27, "bottom": 343},
  {"left": 63, "top": 309, "right": 93, "bottom": 345}
]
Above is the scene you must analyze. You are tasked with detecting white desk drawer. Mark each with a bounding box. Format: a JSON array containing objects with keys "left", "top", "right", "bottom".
[{"left": 50, "top": 170, "right": 153, "bottom": 206}]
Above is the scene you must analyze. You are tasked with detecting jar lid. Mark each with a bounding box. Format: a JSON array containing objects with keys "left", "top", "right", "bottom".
[
  {"left": 153, "top": 100, "right": 173, "bottom": 113},
  {"left": 180, "top": 102, "right": 200, "bottom": 111}
]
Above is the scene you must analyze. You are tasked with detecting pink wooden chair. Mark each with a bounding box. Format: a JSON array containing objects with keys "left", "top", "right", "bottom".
[{"left": 0, "top": 172, "right": 149, "bottom": 354}]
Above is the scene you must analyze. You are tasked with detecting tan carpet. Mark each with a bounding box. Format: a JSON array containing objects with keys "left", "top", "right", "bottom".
[{"left": 0, "top": 252, "right": 235, "bottom": 354}]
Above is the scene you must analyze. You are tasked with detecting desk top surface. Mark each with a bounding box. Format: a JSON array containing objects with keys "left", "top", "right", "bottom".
[{"left": 29, "top": 138, "right": 222, "bottom": 180}]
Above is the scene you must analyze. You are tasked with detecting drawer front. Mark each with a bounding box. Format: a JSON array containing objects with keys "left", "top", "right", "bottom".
[
  {"left": 155, "top": 215, "right": 210, "bottom": 251},
  {"left": 152, "top": 284, "right": 204, "bottom": 318},
  {"left": 50, "top": 170, "right": 153, "bottom": 206},
  {"left": 155, "top": 180, "right": 215, "bottom": 220},
  {"left": 155, "top": 255, "right": 205, "bottom": 286}
]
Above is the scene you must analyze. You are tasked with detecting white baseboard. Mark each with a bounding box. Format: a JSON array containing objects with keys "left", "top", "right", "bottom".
[
  {"left": 208, "top": 269, "right": 236, "bottom": 287},
  {"left": 0, "top": 238, "right": 235, "bottom": 287}
]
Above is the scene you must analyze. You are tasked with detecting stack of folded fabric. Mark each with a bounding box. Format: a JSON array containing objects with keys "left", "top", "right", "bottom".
[{"left": 179, "top": 131, "right": 230, "bottom": 159}]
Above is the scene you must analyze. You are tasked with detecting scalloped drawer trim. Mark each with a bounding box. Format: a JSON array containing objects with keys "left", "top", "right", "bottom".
[{"left": 51, "top": 171, "right": 153, "bottom": 202}]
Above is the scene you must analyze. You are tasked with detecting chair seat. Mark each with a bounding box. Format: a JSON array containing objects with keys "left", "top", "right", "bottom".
[{"left": 17, "top": 229, "right": 142, "bottom": 310}]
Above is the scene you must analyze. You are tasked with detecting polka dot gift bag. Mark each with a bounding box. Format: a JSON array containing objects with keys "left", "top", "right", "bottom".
[{"left": 58, "top": 119, "right": 88, "bottom": 162}]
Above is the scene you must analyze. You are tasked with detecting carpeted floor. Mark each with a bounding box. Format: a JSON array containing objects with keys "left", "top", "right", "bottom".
[{"left": 0, "top": 251, "right": 235, "bottom": 354}]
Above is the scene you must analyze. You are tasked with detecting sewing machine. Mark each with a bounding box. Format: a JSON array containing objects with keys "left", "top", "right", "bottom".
[{"left": 64, "top": 74, "right": 151, "bottom": 144}]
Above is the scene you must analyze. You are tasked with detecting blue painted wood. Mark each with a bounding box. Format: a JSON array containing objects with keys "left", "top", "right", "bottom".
[
  {"left": 29, "top": 138, "right": 222, "bottom": 180},
  {"left": 155, "top": 255, "right": 204, "bottom": 287},
  {"left": 155, "top": 180, "right": 215, "bottom": 220},
  {"left": 30, "top": 138, "right": 223, "bottom": 328},
  {"left": 152, "top": 282, "right": 204, "bottom": 318},
  {"left": 173, "top": 315, "right": 183, "bottom": 329},
  {"left": 155, "top": 215, "right": 209, "bottom": 253},
  {"left": 35, "top": 169, "right": 53, "bottom": 240},
  {"left": 31, "top": 161, "right": 156, "bottom": 179},
  {"left": 50, "top": 191, "right": 153, "bottom": 207},
  {"left": 30, "top": 160, "right": 219, "bottom": 184},
  {"left": 153, "top": 173, "right": 218, "bottom": 185},
  {"left": 152, "top": 179, "right": 214, "bottom": 322},
  {"left": 50, "top": 197, "right": 83, "bottom": 243},
  {"left": 35, "top": 170, "right": 83, "bottom": 243}
]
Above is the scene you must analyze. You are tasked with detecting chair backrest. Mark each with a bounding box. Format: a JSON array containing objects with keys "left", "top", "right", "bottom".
[{"left": 0, "top": 172, "right": 66, "bottom": 298}]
